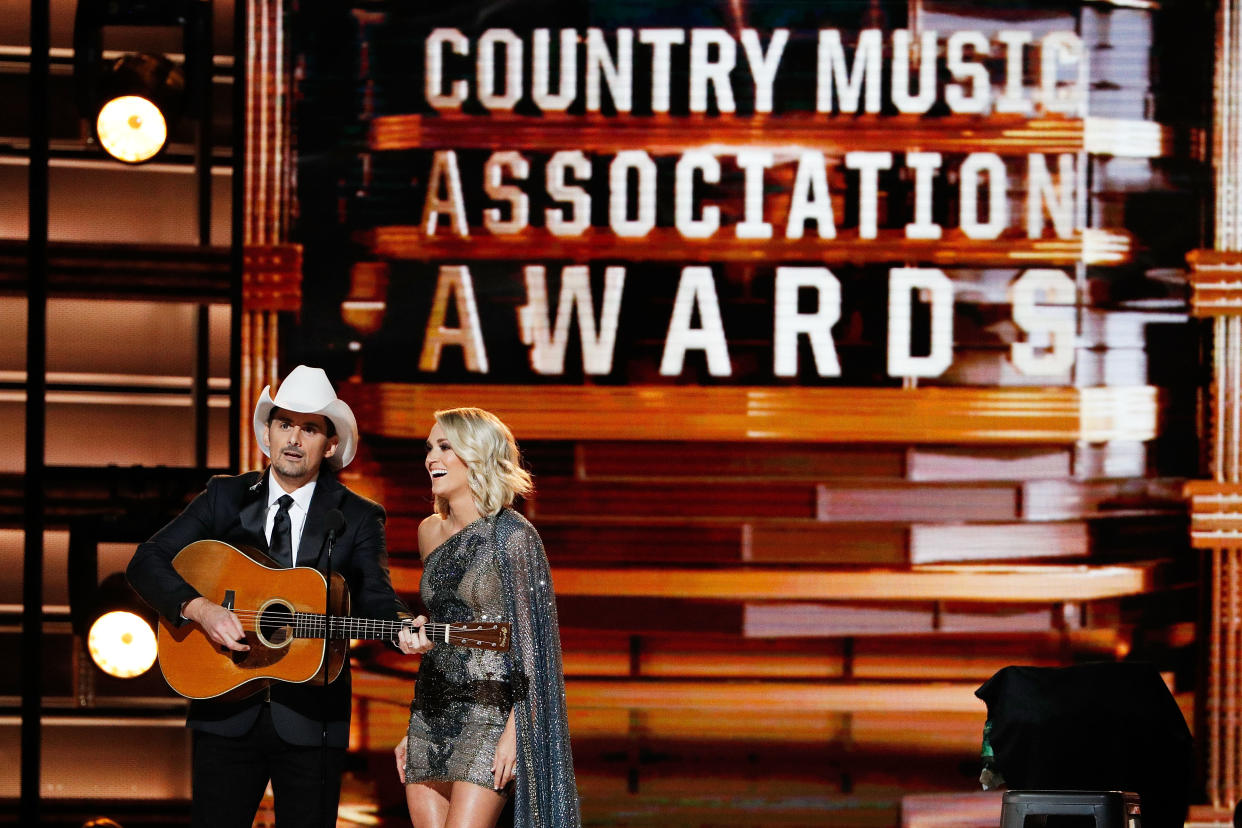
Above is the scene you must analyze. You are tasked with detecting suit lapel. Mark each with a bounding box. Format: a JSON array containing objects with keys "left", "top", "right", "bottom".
[
  {"left": 301, "top": 471, "right": 346, "bottom": 571},
  {"left": 239, "top": 471, "right": 269, "bottom": 553}
]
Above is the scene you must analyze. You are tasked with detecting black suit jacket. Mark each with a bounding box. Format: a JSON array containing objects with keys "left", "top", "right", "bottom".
[{"left": 127, "top": 468, "right": 408, "bottom": 747}]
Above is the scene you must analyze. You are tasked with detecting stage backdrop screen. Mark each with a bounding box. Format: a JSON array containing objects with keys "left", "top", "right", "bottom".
[{"left": 289, "top": 1, "right": 1134, "bottom": 391}]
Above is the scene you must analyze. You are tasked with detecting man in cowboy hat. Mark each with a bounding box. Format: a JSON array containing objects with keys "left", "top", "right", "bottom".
[{"left": 128, "top": 365, "right": 425, "bottom": 828}]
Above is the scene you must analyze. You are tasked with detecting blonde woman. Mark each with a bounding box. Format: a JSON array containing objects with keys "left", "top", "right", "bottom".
[{"left": 394, "top": 408, "right": 581, "bottom": 828}]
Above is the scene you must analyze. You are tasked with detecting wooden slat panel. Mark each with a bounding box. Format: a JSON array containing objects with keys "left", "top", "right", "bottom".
[
  {"left": 351, "top": 698, "right": 992, "bottom": 751},
  {"left": 578, "top": 442, "right": 907, "bottom": 480},
  {"left": 585, "top": 678, "right": 986, "bottom": 713},
  {"left": 746, "top": 524, "right": 910, "bottom": 565},
  {"left": 587, "top": 709, "right": 857, "bottom": 744},
  {"left": 0, "top": 240, "right": 231, "bottom": 301},
  {"left": 541, "top": 522, "right": 751, "bottom": 564},
  {"left": 367, "top": 477, "right": 1177, "bottom": 527},
  {"left": 352, "top": 671, "right": 986, "bottom": 713},
  {"left": 851, "top": 636, "right": 1113, "bottom": 680},
  {"left": 557, "top": 596, "right": 745, "bottom": 634},
  {"left": 849, "top": 711, "right": 992, "bottom": 754},
  {"left": 744, "top": 603, "right": 949, "bottom": 637},
  {"left": 817, "top": 484, "right": 1019, "bottom": 522},
  {"left": 527, "top": 480, "right": 819, "bottom": 520},
  {"left": 341, "top": 384, "right": 1162, "bottom": 444},
  {"left": 365, "top": 632, "right": 848, "bottom": 679},
  {"left": 386, "top": 511, "right": 1175, "bottom": 566},
  {"left": 742, "top": 602, "right": 1067, "bottom": 637},
  {"left": 902, "top": 792, "right": 1005, "bottom": 828},
  {"left": 909, "top": 522, "right": 1088, "bottom": 564},
  {"left": 553, "top": 596, "right": 1121, "bottom": 637},
  {"left": 367, "top": 225, "right": 1096, "bottom": 266},
  {"left": 907, "top": 446, "right": 1072, "bottom": 481},
  {"left": 637, "top": 637, "right": 847, "bottom": 680},
  {"left": 389, "top": 561, "right": 1161, "bottom": 602},
  {"left": 1022, "top": 478, "right": 1185, "bottom": 520},
  {"left": 370, "top": 112, "right": 1084, "bottom": 154}
]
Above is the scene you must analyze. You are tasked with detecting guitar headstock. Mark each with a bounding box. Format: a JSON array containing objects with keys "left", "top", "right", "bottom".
[{"left": 449, "top": 622, "right": 510, "bottom": 651}]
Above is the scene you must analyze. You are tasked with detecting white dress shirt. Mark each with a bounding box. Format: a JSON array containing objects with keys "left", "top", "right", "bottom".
[{"left": 265, "top": 477, "right": 317, "bottom": 565}]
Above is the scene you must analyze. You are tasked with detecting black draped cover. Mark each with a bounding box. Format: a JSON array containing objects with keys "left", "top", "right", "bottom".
[{"left": 975, "top": 662, "right": 1194, "bottom": 828}]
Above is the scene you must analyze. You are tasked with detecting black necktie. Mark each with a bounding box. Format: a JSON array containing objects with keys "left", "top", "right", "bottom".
[{"left": 270, "top": 494, "right": 294, "bottom": 567}]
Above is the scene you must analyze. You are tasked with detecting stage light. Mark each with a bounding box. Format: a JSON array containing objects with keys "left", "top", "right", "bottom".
[
  {"left": 87, "top": 609, "right": 158, "bottom": 679},
  {"left": 93, "top": 54, "right": 184, "bottom": 163},
  {"left": 73, "top": 0, "right": 205, "bottom": 164},
  {"left": 70, "top": 540, "right": 159, "bottom": 681},
  {"left": 96, "top": 96, "right": 166, "bottom": 163}
]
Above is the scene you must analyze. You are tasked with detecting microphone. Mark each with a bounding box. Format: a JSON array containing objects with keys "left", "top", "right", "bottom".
[
  {"left": 320, "top": 507, "right": 347, "bottom": 823},
  {"left": 325, "top": 509, "right": 346, "bottom": 543},
  {"left": 321, "top": 508, "right": 345, "bottom": 643}
]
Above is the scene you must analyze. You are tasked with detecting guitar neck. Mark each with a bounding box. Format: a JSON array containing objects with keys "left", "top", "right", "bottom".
[{"left": 295, "top": 613, "right": 456, "bottom": 642}]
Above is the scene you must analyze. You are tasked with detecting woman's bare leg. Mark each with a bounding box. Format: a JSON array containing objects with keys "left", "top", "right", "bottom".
[
  {"left": 442, "top": 781, "right": 507, "bottom": 828},
  {"left": 406, "top": 780, "right": 452, "bottom": 828}
]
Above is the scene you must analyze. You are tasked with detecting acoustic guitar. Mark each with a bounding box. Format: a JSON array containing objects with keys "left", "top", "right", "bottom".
[{"left": 157, "top": 539, "right": 510, "bottom": 701}]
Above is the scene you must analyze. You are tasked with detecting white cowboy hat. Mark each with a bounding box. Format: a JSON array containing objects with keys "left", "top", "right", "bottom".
[{"left": 252, "top": 365, "right": 359, "bottom": 469}]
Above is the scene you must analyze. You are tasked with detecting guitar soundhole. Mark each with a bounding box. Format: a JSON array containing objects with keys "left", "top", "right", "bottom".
[{"left": 256, "top": 599, "right": 295, "bottom": 649}]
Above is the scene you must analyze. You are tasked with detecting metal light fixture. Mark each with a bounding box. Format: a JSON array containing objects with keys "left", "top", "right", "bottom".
[
  {"left": 69, "top": 520, "right": 161, "bottom": 681},
  {"left": 87, "top": 613, "right": 159, "bottom": 679},
  {"left": 83, "top": 573, "right": 159, "bottom": 679},
  {"left": 73, "top": 0, "right": 206, "bottom": 164},
  {"left": 93, "top": 53, "right": 185, "bottom": 163}
]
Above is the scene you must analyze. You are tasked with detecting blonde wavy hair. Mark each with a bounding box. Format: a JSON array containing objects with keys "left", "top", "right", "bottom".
[{"left": 433, "top": 407, "right": 533, "bottom": 518}]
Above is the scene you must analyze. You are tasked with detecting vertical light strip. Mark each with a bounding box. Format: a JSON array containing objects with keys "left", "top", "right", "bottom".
[
  {"left": 240, "top": 304, "right": 253, "bottom": 466},
  {"left": 1233, "top": 0, "right": 1241, "bottom": 249},
  {"left": 267, "top": 310, "right": 280, "bottom": 390},
  {"left": 1209, "top": 0, "right": 1241, "bottom": 808},
  {"left": 267, "top": 0, "right": 281, "bottom": 242},
  {"left": 1227, "top": 320, "right": 1237, "bottom": 486},
  {"left": 256, "top": 1, "right": 271, "bottom": 245},
  {"left": 275, "top": 0, "right": 290, "bottom": 238},
  {"left": 1219, "top": 0, "right": 1229, "bottom": 248},
  {"left": 1228, "top": 550, "right": 1240, "bottom": 805},
  {"left": 1216, "top": 317, "right": 1227, "bottom": 483},
  {"left": 1220, "top": 0, "right": 1235, "bottom": 250},
  {"left": 1216, "top": 0, "right": 1225, "bottom": 247},
  {"left": 1211, "top": 547, "right": 1224, "bottom": 806},
  {"left": 244, "top": 0, "right": 258, "bottom": 244},
  {"left": 244, "top": 310, "right": 260, "bottom": 469},
  {"left": 240, "top": 0, "right": 294, "bottom": 471}
]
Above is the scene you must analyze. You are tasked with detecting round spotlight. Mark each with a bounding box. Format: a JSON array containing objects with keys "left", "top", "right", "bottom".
[
  {"left": 92, "top": 53, "right": 184, "bottom": 164},
  {"left": 95, "top": 95, "right": 168, "bottom": 164},
  {"left": 87, "top": 610, "right": 158, "bottom": 678}
]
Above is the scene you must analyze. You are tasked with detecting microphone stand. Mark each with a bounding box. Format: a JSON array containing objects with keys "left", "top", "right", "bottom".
[{"left": 320, "top": 514, "right": 342, "bottom": 828}]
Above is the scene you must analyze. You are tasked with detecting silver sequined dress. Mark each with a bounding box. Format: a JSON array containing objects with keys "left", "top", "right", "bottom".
[
  {"left": 404, "top": 509, "right": 581, "bottom": 828},
  {"left": 405, "top": 514, "right": 512, "bottom": 789}
]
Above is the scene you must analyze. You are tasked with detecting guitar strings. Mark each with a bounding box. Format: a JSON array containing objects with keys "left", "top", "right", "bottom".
[{"left": 216, "top": 608, "right": 504, "bottom": 643}]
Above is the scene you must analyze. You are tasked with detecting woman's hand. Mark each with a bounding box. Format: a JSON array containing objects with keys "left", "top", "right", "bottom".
[
  {"left": 492, "top": 710, "right": 518, "bottom": 790},
  {"left": 397, "top": 615, "right": 433, "bottom": 655},
  {"left": 394, "top": 735, "right": 408, "bottom": 784}
]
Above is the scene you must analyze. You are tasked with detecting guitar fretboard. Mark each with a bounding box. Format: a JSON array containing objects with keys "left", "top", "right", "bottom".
[{"left": 292, "top": 614, "right": 465, "bottom": 642}]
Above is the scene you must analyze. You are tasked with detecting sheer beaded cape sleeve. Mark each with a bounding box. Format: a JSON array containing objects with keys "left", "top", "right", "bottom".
[{"left": 493, "top": 508, "right": 582, "bottom": 828}]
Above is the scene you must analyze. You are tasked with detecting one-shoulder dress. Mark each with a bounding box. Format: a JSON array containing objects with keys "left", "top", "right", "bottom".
[{"left": 404, "top": 514, "right": 513, "bottom": 790}]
